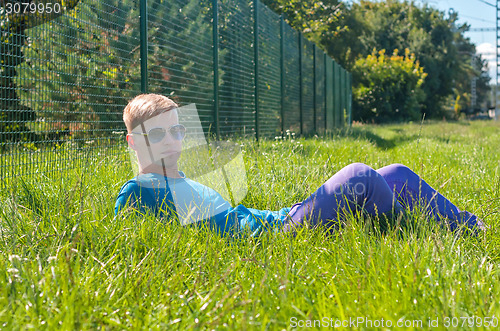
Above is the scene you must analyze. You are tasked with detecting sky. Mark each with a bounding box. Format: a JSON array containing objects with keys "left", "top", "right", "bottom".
[{"left": 420, "top": 0, "right": 497, "bottom": 82}]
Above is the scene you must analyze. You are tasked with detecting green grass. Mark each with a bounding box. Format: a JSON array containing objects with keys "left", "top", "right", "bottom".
[{"left": 0, "top": 120, "right": 499, "bottom": 330}]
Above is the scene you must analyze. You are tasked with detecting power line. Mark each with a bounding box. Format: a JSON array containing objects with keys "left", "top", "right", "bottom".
[
  {"left": 459, "top": 14, "right": 495, "bottom": 23},
  {"left": 476, "top": 0, "right": 496, "bottom": 8}
]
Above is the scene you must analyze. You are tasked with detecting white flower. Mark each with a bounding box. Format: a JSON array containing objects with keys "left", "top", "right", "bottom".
[{"left": 8, "top": 255, "right": 21, "bottom": 262}]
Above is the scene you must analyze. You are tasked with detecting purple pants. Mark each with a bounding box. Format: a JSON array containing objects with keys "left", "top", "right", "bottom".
[{"left": 284, "top": 163, "right": 483, "bottom": 232}]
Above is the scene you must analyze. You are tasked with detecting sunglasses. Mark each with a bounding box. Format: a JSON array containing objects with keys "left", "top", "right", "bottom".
[{"left": 131, "top": 124, "right": 186, "bottom": 143}]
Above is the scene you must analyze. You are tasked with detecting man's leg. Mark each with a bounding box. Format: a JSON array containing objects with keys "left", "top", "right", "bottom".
[
  {"left": 376, "top": 163, "right": 484, "bottom": 231},
  {"left": 283, "top": 163, "right": 402, "bottom": 231}
]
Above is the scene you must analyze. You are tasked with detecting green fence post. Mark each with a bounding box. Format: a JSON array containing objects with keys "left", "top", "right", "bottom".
[
  {"left": 333, "top": 62, "right": 339, "bottom": 128},
  {"left": 253, "top": 0, "right": 260, "bottom": 142},
  {"left": 325, "top": 57, "right": 333, "bottom": 132},
  {"left": 340, "top": 67, "right": 345, "bottom": 127},
  {"left": 212, "top": 0, "right": 220, "bottom": 139},
  {"left": 347, "top": 72, "right": 352, "bottom": 126},
  {"left": 344, "top": 68, "right": 347, "bottom": 127},
  {"left": 332, "top": 59, "right": 336, "bottom": 130},
  {"left": 324, "top": 53, "right": 327, "bottom": 132},
  {"left": 298, "top": 33, "right": 303, "bottom": 135},
  {"left": 340, "top": 66, "right": 344, "bottom": 127},
  {"left": 345, "top": 69, "right": 348, "bottom": 127},
  {"left": 280, "top": 15, "right": 285, "bottom": 135},
  {"left": 140, "top": 0, "right": 148, "bottom": 93},
  {"left": 312, "top": 44, "right": 317, "bottom": 134}
]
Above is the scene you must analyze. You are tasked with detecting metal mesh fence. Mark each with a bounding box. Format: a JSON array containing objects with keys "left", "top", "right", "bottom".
[
  {"left": 314, "top": 46, "right": 325, "bottom": 134},
  {"left": 0, "top": 0, "right": 352, "bottom": 182},
  {"left": 282, "top": 23, "right": 300, "bottom": 134},
  {"left": 340, "top": 65, "right": 346, "bottom": 126},
  {"left": 257, "top": 3, "right": 280, "bottom": 138},
  {"left": 334, "top": 60, "right": 341, "bottom": 128},
  {"left": 301, "top": 37, "right": 314, "bottom": 135},
  {"left": 146, "top": 0, "right": 215, "bottom": 134},
  {"left": 1, "top": 0, "right": 139, "bottom": 182},
  {"left": 325, "top": 57, "right": 334, "bottom": 131},
  {"left": 218, "top": 0, "right": 255, "bottom": 138}
]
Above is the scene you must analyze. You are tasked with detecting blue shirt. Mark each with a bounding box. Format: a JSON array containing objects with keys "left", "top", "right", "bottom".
[{"left": 115, "top": 172, "right": 291, "bottom": 236}]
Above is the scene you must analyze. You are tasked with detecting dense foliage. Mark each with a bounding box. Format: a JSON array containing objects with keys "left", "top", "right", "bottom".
[
  {"left": 351, "top": 49, "right": 427, "bottom": 123},
  {"left": 263, "top": 0, "right": 491, "bottom": 122},
  {"left": 260, "top": 0, "right": 343, "bottom": 46}
]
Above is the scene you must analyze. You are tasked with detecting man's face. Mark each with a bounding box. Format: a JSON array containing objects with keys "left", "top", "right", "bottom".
[{"left": 129, "top": 109, "right": 183, "bottom": 170}]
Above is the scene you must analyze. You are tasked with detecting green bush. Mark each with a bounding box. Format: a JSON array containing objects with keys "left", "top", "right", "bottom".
[{"left": 352, "top": 48, "right": 427, "bottom": 123}]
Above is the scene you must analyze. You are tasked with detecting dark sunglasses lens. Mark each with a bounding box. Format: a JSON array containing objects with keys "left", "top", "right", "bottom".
[
  {"left": 169, "top": 125, "right": 186, "bottom": 140},
  {"left": 148, "top": 128, "right": 166, "bottom": 143}
]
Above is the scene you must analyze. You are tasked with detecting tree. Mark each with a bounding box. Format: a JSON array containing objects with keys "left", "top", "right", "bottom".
[
  {"left": 322, "top": 0, "right": 490, "bottom": 118},
  {"left": 260, "top": 0, "right": 343, "bottom": 47}
]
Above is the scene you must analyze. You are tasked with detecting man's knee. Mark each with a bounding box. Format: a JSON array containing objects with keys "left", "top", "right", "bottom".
[
  {"left": 340, "top": 163, "right": 379, "bottom": 195},
  {"left": 386, "top": 163, "right": 417, "bottom": 179},
  {"left": 342, "top": 162, "right": 375, "bottom": 178}
]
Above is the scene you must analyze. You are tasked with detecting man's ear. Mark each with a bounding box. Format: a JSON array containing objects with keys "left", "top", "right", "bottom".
[{"left": 126, "top": 134, "right": 137, "bottom": 151}]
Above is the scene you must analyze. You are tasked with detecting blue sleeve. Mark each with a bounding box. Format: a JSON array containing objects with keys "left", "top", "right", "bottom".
[
  {"left": 242, "top": 207, "right": 291, "bottom": 236},
  {"left": 215, "top": 205, "right": 291, "bottom": 236},
  {"left": 115, "top": 181, "right": 153, "bottom": 215}
]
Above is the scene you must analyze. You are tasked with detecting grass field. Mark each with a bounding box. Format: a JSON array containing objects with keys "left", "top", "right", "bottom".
[{"left": 0, "top": 120, "right": 499, "bottom": 330}]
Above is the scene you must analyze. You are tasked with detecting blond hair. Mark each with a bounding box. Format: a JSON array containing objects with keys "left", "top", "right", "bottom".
[{"left": 123, "top": 94, "right": 178, "bottom": 132}]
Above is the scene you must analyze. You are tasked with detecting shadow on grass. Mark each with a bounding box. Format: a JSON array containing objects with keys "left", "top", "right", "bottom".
[{"left": 348, "top": 127, "right": 420, "bottom": 150}]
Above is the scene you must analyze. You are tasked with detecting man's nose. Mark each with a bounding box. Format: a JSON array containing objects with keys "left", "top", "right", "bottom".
[{"left": 161, "top": 130, "right": 174, "bottom": 144}]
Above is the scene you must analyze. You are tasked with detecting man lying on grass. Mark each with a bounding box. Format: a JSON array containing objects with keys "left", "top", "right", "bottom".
[{"left": 115, "top": 93, "right": 485, "bottom": 235}]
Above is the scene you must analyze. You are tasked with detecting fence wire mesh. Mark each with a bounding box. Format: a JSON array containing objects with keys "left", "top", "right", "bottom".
[
  {"left": 1, "top": 0, "right": 139, "bottom": 182},
  {"left": 0, "top": 0, "right": 351, "bottom": 182},
  {"left": 314, "top": 46, "right": 325, "bottom": 134},
  {"left": 146, "top": 0, "right": 215, "bottom": 135},
  {"left": 301, "top": 37, "right": 314, "bottom": 135},
  {"left": 257, "top": 3, "right": 280, "bottom": 138},
  {"left": 218, "top": 0, "right": 255, "bottom": 138},
  {"left": 281, "top": 23, "right": 300, "bottom": 134}
]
